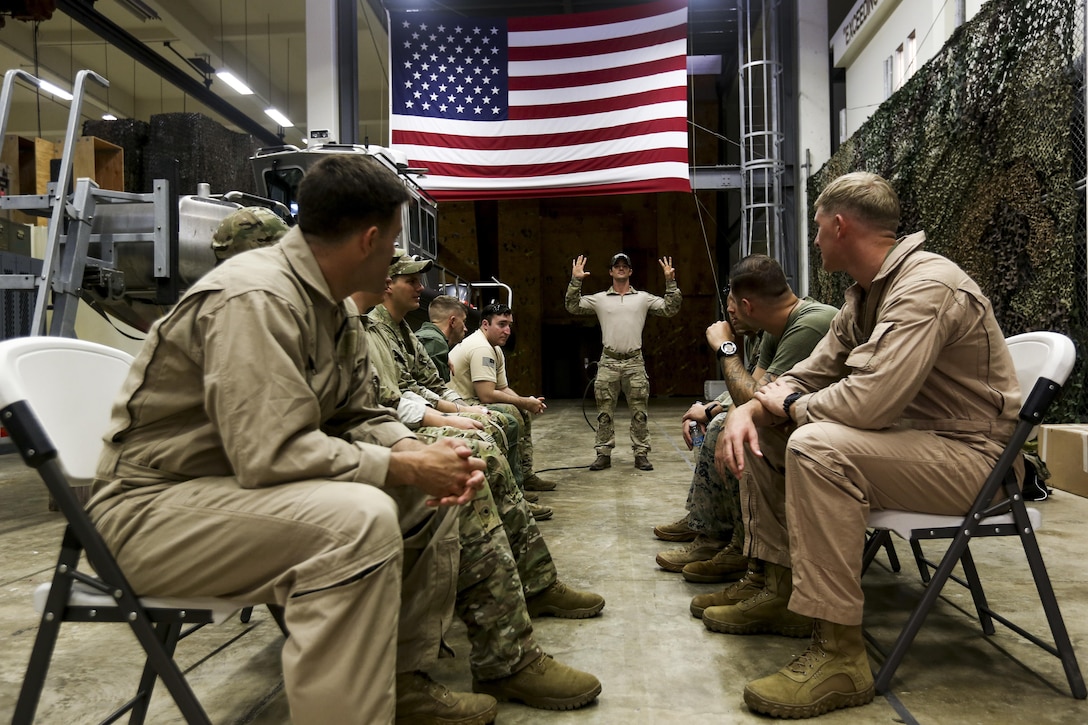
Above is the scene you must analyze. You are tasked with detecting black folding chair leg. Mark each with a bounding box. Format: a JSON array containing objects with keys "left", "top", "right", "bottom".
[
  {"left": 882, "top": 537, "right": 901, "bottom": 573},
  {"left": 268, "top": 604, "right": 290, "bottom": 638},
  {"left": 910, "top": 539, "right": 930, "bottom": 583},
  {"left": 1020, "top": 529, "right": 1088, "bottom": 699},
  {"left": 124, "top": 613, "right": 212, "bottom": 725},
  {"left": 875, "top": 532, "right": 974, "bottom": 694},
  {"left": 127, "top": 621, "right": 185, "bottom": 725},
  {"left": 861, "top": 530, "right": 885, "bottom": 575},
  {"left": 957, "top": 545, "right": 995, "bottom": 635},
  {"left": 12, "top": 529, "right": 82, "bottom": 725}
]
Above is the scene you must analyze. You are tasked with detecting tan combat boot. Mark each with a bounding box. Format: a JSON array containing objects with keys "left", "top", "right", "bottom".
[
  {"left": 655, "top": 535, "right": 726, "bottom": 572},
  {"left": 702, "top": 561, "right": 813, "bottom": 637},
  {"left": 395, "top": 671, "right": 498, "bottom": 725},
  {"left": 473, "top": 653, "right": 602, "bottom": 710},
  {"left": 743, "top": 619, "right": 875, "bottom": 718},
  {"left": 523, "top": 473, "right": 557, "bottom": 491},
  {"left": 653, "top": 514, "right": 698, "bottom": 542},
  {"left": 690, "top": 559, "right": 765, "bottom": 618},
  {"left": 682, "top": 527, "right": 747, "bottom": 582},
  {"left": 526, "top": 580, "right": 606, "bottom": 619}
]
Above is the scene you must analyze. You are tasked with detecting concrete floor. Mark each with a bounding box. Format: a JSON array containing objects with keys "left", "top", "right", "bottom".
[{"left": 1, "top": 398, "right": 1087, "bottom": 724}]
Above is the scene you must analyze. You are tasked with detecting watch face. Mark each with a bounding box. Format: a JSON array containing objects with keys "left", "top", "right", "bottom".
[{"left": 719, "top": 341, "right": 737, "bottom": 356}]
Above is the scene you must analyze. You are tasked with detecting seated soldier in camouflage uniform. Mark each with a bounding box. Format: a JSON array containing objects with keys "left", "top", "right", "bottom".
[
  {"left": 367, "top": 253, "right": 555, "bottom": 506},
  {"left": 353, "top": 287, "right": 605, "bottom": 712}
]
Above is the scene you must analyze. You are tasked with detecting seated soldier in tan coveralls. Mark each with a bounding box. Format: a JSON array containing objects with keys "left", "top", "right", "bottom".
[
  {"left": 86, "top": 156, "right": 498, "bottom": 725},
  {"left": 716, "top": 172, "right": 1021, "bottom": 719}
]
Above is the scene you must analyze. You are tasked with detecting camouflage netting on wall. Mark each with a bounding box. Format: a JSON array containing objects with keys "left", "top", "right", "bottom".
[{"left": 809, "top": 0, "right": 1087, "bottom": 422}]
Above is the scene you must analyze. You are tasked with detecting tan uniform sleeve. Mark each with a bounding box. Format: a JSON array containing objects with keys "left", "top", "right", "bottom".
[{"left": 201, "top": 292, "right": 412, "bottom": 489}]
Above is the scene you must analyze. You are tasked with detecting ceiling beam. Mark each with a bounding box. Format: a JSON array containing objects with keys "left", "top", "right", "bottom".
[{"left": 56, "top": 0, "right": 281, "bottom": 145}]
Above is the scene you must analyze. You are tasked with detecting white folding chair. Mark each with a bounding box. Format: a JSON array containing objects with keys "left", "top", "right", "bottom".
[
  {"left": 0, "top": 337, "right": 247, "bottom": 725},
  {"left": 863, "top": 331, "right": 1085, "bottom": 699}
]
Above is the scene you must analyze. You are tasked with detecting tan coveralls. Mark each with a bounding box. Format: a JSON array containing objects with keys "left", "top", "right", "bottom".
[
  {"left": 87, "top": 227, "right": 459, "bottom": 723},
  {"left": 742, "top": 233, "right": 1021, "bottom": 625}
]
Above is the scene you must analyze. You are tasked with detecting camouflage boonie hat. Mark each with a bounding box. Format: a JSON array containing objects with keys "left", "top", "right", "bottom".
[
  {"left": 212, "top": 207, "right": 290, "bottom": 262},
  {"left": 389, "top": 247, "right": 433, "bottom": 276}
]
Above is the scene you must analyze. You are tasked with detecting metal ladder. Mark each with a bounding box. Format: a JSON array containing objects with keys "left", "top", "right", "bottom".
[{"left": 0, "top": 68, "right": 176, "bottom": 338}]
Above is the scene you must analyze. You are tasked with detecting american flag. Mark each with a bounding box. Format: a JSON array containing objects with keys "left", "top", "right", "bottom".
[{"left": 388, "top": 0, "right": 691, "bottom": 200}]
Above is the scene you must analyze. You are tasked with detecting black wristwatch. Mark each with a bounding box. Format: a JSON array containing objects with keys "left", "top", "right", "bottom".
[
  {"left": 783, "top": 392, "right": 803, "bottom": 421},
  {"left": 716, "top": 341, "right": 738, "bottom": 359}
]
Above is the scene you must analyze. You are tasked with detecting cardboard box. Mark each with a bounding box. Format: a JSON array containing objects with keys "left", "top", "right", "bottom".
[{"left": 1039, "top": 424, "right": 1088, "bottom": 498}]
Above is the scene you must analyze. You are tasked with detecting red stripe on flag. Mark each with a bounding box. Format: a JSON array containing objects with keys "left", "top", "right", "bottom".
[
  {"left": 508, "top": 0, "right": 687, "bottom": 32},
  {"left": 413, "top": 148, "right": 688, "bottom": 180},
  {"left": 508, "top": 25, "right": 686, "bottom": 62},
  {"left": 508, "top": 87, "right": 686, "bottom": 120},
  {"left": 392, "top": 118, "right": 687, "bottom": 152},
  {"left": 429, "top": 180, "right": 692, "bottom": 201},
  {"left": 508, "top": 56, "right": 685, "bottom": 91}
]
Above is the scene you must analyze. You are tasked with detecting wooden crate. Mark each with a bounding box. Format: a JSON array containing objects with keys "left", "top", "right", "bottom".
[
  {"left": 0, "top": 135, "right": 58, "bottom": 226},
  {"left": 72, "top": 135, "right": 124, "bottom": 191}
]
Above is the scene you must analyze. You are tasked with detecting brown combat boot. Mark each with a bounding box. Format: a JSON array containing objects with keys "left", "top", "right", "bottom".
[
  {"left": 656, "top": 535, "right": 726, "bottom": 572},
  {"left": 395, "top": 671, "right": 497, "bottom": 725},
  {"left": 523, "top": 473, "right": 557, "bottom": 491},
  {"left": 653, "top": 515, "right": 698, "bottom": 542},
  {"left": 473, "top": 653, "right": 601, "bottom": 711},
  {"left": 526, "top": 580, "right": 605, "bottom": 619},
  {"left": 588, "top": 454, "right": 611, "bottom": 471},
  {"left": 527, "top": 501, "right": 553, "bottom": 521},
  {"left": 743, "top": 619, "right": 875, "bottom": 718},
  {"left": 633, "top": 453, "right": 654, "bottom": 470},
  {"left": 682, "top": 527, "right": 747, "bottom": 582},
  {"left": 702, "top": 561, "right": 813, "bottom": 637},
  {"left": 690, "top": 559, "right": 765, "bottom": 618}
]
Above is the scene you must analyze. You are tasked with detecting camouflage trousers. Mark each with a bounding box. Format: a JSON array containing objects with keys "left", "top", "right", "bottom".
[
  {"left": 463, "top": 399, "right": 535, "bottom": 480},
  {"left": 416, "top": 425, "right": 557, "bottom": 679},
  {"left": 461, "top": 408, "right": 522, "bottom": 487},
  {"left": 594, "top": 353, "right": 650, "bottom": 455},
  {"left": 684, "top": 411, "right": 740, "bottom": 542}
]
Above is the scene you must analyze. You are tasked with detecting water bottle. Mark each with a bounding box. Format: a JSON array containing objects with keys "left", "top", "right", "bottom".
[{"left": 689, "top": 420, "right": 705, "bottom": 448}]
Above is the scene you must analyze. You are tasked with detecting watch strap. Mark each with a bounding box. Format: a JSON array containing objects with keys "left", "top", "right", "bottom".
[{"left": 783, "top": 392, "right": 802, "bottom": 421}]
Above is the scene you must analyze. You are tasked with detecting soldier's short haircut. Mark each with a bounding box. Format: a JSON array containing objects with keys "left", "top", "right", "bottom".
[
  {"left": 815, "top": 171, "right": 900, "bottom": 234},
  {"left": 481, "top": 303, "right": 512, "bottom": 324},
  {"left": 429, "top": 295, "right": 466, "bottom": 323},
  {"left": 297, "top": 155, "right": 411, "bottom": 242},
  {"left": 729, "top": 254, "right": 791, "bottom": 303}
]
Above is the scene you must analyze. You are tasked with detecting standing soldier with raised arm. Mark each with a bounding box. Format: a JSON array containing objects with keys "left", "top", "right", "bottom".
[{"left": 566, "top": 252, "right": 682, "bottom": 471}]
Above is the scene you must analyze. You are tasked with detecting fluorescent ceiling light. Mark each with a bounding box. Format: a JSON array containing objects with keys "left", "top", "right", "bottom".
[
  {"left": 116, "top": 0, "right": 159, "bottom": 22},
  {"left": 38, "top": 80, "right": 73, "bottom": 101},
  {"left": 102, "top": 113, "right": 118, "bottom": 121},
  {"left": 216, "top": 70, "right": 253, "bottom": 95},
  {"left": 265, "top": 108, "right": 293, "bottom": 127}
]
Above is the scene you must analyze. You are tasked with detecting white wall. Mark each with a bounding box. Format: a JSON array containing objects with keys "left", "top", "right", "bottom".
[{"left": 832, "top": 0, "right": 992, "bottom": 140}]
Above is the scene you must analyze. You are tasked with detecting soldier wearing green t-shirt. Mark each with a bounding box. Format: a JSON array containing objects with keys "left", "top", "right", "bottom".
[{"left": 655, "top": 256, "right": 837, "bottom": 608}]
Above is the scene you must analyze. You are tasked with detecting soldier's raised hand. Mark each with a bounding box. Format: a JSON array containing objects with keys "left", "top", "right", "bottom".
[
  {"left": 572, "top": 255, "right": 590, "bottom": 281},
  {"left": 659, "top": 256, "right": 675, "bottom": 281}
]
